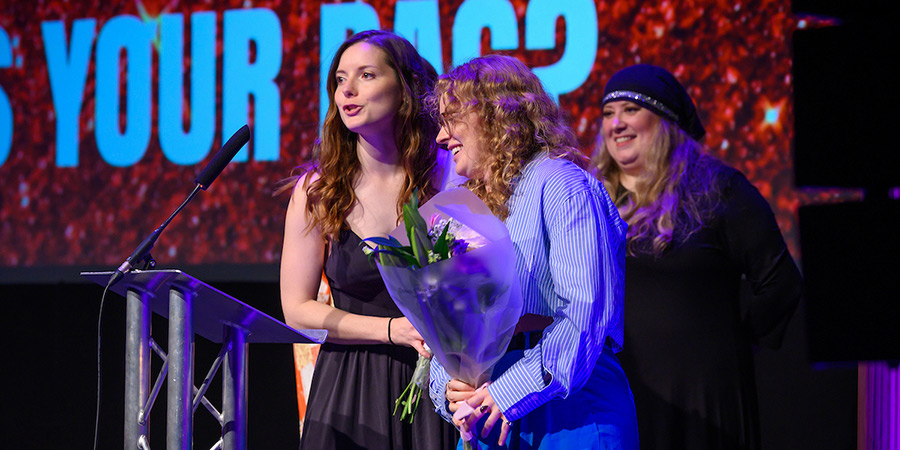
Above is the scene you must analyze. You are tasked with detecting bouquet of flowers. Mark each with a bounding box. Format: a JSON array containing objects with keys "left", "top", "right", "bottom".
[{"left": 363, "top": 188, "right": 523, "bottom": 426}]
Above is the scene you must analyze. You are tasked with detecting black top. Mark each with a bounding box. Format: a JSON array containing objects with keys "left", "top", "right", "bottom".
[
  {"left": 617, "top": 165, "right": 802, "bottom": 450},
  {"left": 299, "top": 229, "right": 458, "bottom": 450}
]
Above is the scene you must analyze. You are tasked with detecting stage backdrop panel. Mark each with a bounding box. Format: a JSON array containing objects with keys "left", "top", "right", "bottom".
[{"left": 0, "top": 0, "right": 849, "bottom": 282}]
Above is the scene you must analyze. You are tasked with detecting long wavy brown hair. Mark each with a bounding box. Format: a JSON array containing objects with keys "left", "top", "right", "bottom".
[
  {"left": 427, "top": 54, "right": 586, "bottom": 219},
  {"left": 593, "top": 116, "right": 721, "bottom": 256},
  {"left": 277, "top": 30, "right": 439, "bottom": 240}
]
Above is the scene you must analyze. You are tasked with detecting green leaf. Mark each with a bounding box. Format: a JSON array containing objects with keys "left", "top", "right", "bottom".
[
  {"left": 395, "top": 250, "right": 421, "bottom": 268},
  {"left": 410, "top": 226, "right": 432, "bottom": 268},
  {"left": 402, "top": 190, "right": 421, "bottom": 242},
  {"left": 432, "top": 223, "right": 451, "bottom": 259},
  {"left": 376, "top": 250, "right": 404, "bottom": 267},
  {"left": 403, "top": 196, "right": 431, "bottom": 267},
  {"left": 371, "top": 245, "right": 419, "bottom": 268}
]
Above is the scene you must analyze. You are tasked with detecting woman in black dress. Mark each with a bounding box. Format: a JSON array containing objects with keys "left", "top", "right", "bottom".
[
  {"left": 592, "top": 64, "right": 802, "bottom": 449},
  {"left": 279, "top": 30, "right": 459, "bottom": 449}
]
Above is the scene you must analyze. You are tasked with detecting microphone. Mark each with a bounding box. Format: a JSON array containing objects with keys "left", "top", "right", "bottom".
[
  {"left": 195, "top": 124, "right": 250, "bottom": 190},
  {"left": 108, "top": 125, "right": 252, "bottom": 286}
]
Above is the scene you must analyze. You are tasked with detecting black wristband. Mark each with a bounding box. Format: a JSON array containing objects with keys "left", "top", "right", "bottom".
[{"left": 387, "top": 317, "right": 395, "bottom": 345}]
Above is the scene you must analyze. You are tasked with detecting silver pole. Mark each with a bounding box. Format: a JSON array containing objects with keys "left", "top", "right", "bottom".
[
  {"left": 222, "top": 326, "right": 249, "bottom": 450},
  {"left": 125, "top": 289, "right": 151, "bottom": 449},
  {"left": 167, "top": 287, "right": 194, "bottom": 450}
]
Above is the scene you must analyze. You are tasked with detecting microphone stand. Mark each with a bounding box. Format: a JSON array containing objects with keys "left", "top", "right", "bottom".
[
  {"left": 108, "top": 184, "right": 203, "bottom": 287},
  {"left": 106, "top": 124, "right": 250, "bottom": 287}
]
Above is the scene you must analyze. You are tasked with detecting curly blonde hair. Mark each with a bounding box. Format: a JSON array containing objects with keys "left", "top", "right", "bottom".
[
  {"left": 427, "top": 54, "right": 586, "bottom": 219},
  {"left": 593, "top": 116, "right": 721, "bottom": 256},
  {"left": 277, "top": 30, "right": 439, "bottom": 240}
]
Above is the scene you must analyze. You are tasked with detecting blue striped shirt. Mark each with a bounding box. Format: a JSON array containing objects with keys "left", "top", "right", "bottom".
[{"left": 429, "top": 154, "right": 627, "bottom": 422}]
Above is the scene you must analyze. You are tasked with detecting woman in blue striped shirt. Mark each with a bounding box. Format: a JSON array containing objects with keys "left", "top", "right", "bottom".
[{"left": 427, "top": 54, "right": 639, "bottom": 449}]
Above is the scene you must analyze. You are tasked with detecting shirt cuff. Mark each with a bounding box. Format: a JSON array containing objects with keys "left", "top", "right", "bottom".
[
  {"left": 428, "top": 357, "right": 455, "bottom": 423},
  {"left": 486, "top": 347, "right": 557, "bottom": 421}
]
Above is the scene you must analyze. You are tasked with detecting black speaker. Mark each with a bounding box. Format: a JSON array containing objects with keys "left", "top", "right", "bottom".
[
  {"left": 792, "top": 25, "right": 900, "bottom": 188},
  {"left": 800, "top": 201, "right": 900, "bottom": 363}
]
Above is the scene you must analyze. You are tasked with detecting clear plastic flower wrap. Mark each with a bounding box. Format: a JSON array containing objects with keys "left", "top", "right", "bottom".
[{"left": 364, "top": 188, "right": 524, "bottom": 422}]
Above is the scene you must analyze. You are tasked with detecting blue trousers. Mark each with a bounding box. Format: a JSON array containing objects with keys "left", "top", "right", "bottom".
[{"left": 460, "top": 350, "right": 638, "bottom": 450}]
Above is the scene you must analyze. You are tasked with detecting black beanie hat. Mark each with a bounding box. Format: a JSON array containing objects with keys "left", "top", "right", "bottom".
[{"left": 602, "top": 64, "right": 706, "bottom": 141}]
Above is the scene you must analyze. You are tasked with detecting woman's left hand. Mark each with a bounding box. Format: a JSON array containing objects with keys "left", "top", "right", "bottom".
[
  {"left": 455, "top": 383, "right": 512, "bottom": 446},
  {"left": 389, "top": 317, "right": 432, "bottom": 358}
]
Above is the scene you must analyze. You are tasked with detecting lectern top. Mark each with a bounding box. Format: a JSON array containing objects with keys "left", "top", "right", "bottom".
[{"left": 81, "top": 269, "right": 326, "bottom": 344}]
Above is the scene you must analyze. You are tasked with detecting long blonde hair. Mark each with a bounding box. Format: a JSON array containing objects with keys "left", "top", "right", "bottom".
[
  {"left": 277, "top": 30, "right": 439, "bottom": 240},
  {"left": 428, "top": 55, "right": 586, "bottom": 219},
  {"left": 593, "top": 116, "right": 721, "bottom": 256}
]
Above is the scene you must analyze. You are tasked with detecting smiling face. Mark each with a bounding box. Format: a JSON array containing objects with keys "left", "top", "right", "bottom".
[
  {"left": 435, "top": 97, "right": 485, "bottom": 180},
  {"left": 334, "top": 42, "right": 403, "bottom": 141},
  {"left": 601, "top": 100, "right": 661, "bottom": 177}
]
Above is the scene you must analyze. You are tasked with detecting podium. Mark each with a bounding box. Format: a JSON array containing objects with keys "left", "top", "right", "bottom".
[{"left": 82, "top": 269, "right": 326, "bottom": 450}]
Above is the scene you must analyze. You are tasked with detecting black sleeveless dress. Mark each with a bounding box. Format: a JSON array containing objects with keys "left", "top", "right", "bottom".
[{"left": 299, "top": 229, "right": 459, "bottom": 450}]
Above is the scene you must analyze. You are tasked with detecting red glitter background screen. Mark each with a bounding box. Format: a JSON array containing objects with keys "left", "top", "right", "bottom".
[{"left": 0, "top": 0, "right": 845, "bottom": 281}]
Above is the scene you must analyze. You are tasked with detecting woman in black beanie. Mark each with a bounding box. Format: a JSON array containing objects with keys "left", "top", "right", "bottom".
[{"left": 592, "top": 64, "right": 802, "bottom": 450}]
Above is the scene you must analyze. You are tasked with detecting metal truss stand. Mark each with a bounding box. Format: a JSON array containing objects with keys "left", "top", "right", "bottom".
[{"left": 83, "top": 270, "right": 326, "bottom": 450}]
